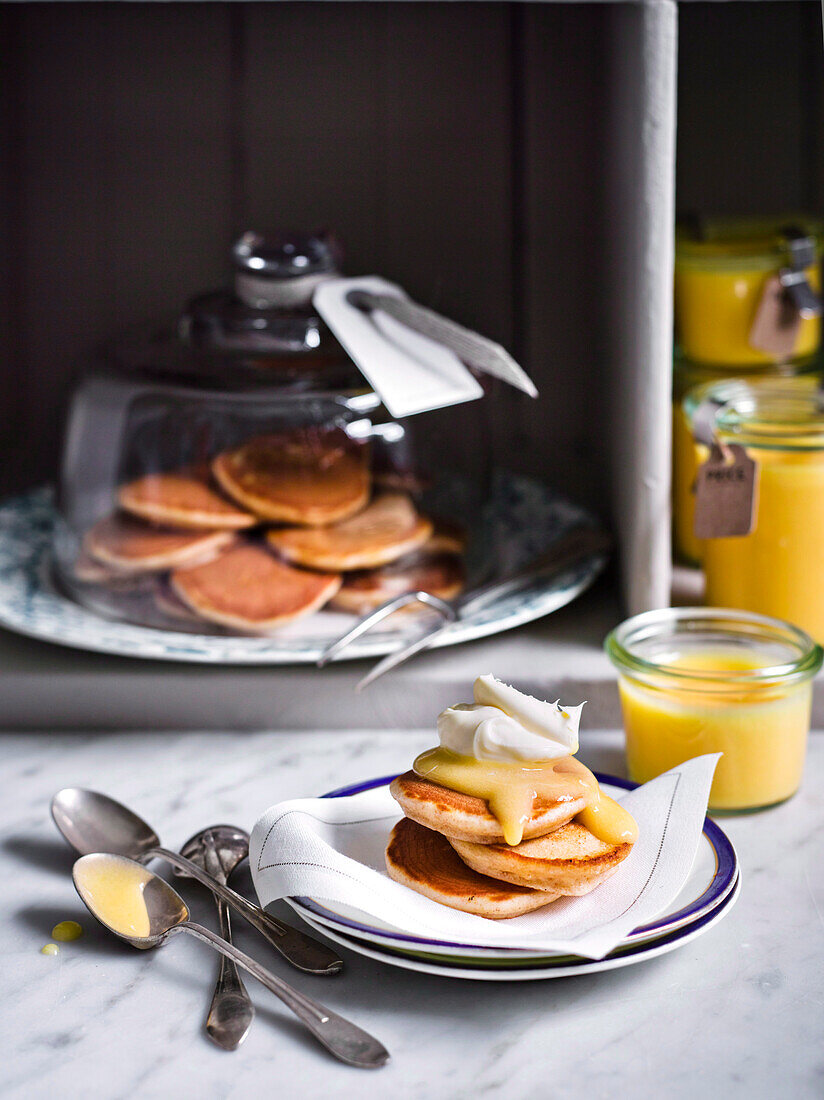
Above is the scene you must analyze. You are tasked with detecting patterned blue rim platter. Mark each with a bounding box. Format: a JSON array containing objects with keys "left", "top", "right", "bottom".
[
  {"left": 0, "top": 481, "right": 607, "bottom": 664},
  {"left": 295, "top": 876, "right": 741, "bottom": 980},
  {"left": 286, "top": 772, "right": 739, "bottom": 957}
]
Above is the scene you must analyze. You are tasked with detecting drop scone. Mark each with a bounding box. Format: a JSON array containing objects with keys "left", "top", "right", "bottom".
[
  {"left": 267, "top": 492, "right": 433, "bottom": 571},
  {"left": 118, "top": 468, "right": 257, "bottom": 530},
  {"left": 386, "top": 676, "right": 638, "bottom": 918},
  {"left": 330, "top": 548, "right": 465, "bottom": 615},
  {"left": 170, "top": 542, "right": 341, "bottom": 632},
  {"left": 212, "top": 429, "right": 370, "bottom": 526},
  {"left": 386, "top": 818, "right": 559, "bottom": 918},
  {"left": 84, "top": 514, "right": 236, "bottom": 573},
  {"left": 72, "top": 549, "right": 154, "bottom": 589}
]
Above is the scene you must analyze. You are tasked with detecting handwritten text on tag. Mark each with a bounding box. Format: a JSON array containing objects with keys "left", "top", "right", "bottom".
[{"left": 693, "top": 442, "right": 759, "bottom": 539}]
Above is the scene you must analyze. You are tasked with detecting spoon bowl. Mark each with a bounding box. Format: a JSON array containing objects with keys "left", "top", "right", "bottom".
[
  {"left": 73, "top": 852, "right": 188, "bottom": 947},
  {"left": 177, "top": 825, "right": 250, "bottom": 880},
  {"left": 53, "top": 788, "right": 160, "bottom": 860}
]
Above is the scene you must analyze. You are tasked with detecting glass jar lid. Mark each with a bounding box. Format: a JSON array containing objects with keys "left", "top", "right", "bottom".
[
  {"left": 672, "top": 351, "right": 821, "bottom": 400},
  {"left": 605, "top": 607, "right": 822, "bottom": 693},
  {"left": 683, "top": 373, "right": 824, "bottom": 451},
  {"left": 675, "top": 215, "right": 824, "bottom": 272}
]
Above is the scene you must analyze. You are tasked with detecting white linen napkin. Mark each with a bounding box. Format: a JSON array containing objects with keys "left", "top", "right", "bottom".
[{"left": 250, "top": 754, "right": 721, "bottom": 960}]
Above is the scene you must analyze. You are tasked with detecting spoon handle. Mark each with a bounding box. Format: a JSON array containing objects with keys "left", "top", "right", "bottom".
[
  {"left": 180, "top": 921, "right": 389, "bottom": 1069},
  {"left": 151, "top": 847, "right": 343, "bottom": 976},
  {"left": 204, "top": 897, "right": 256, "bottom": 1051},
  {"left": 201, "top": 838, "right": 255, "bottom": 1051}
]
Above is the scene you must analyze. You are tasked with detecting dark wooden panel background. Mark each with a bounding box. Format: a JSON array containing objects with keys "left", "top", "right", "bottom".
[{"left": 1, "top": 1, "right": 822, "bottom": 511}]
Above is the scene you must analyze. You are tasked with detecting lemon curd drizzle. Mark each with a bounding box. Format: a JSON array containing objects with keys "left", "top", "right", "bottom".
[
  {"left": 73, "top": 857, "right": 154, "bottom": 939},
  {"left": 413, "top": 748, "right": 638, "bottom": 847}
]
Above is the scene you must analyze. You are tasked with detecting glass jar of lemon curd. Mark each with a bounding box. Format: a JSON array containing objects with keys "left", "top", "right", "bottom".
[
  {"left": 686, "top": 379, "right": 824, "bottom": 643},
  {"left": 674, "top": 217, "right": 823, "bottom": 367},
  {"left": 672, "top": 360, "right": 820, "bottom": 566},
  {"left": 606, "top": 608, "right": 822, "bottom": 812}
]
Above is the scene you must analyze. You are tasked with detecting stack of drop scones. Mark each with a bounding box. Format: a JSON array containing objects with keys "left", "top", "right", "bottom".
[
  {"left": 386, "top": 676, "right": 638, "bottom": 919},
  {"left": 76, "top": 428, "right": 466, "bottom": 633}
]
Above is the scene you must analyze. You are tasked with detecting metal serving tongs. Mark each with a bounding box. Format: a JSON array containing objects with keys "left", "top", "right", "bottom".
[{"left": 318, "top": 526, "right": 612, "bottom": 690}]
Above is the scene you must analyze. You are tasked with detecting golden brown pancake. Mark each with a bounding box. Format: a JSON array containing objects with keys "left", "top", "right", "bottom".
[
  {"left": 449, "top": 822, "right": 633, "bottom": 895},
  {"left": 212, "top": 429, "right": 370, "bottom": 526},
  {"left": 117, "top": 469, "right": 257, "bottom": 530},
  {"left": 267, "top": 492, "right": 432, "bottom": 572},
  {"left": 84, "top": 515, "right": 235, "bottom": 573},
  {"left": 330, "top": 550, "right": 465, "bottom": 615},
  {"left": 170, "top": 543, "right": 341, "bottom": 632},
  {"left": 389, "top": 771, "right": 584, "bottom": 846},
  {"left": 385, "top": 817, "right": 557, "bottom": 919}
]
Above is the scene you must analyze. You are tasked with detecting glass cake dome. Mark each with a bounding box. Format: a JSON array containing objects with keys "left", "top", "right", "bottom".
[{"left": 53, "top": 231, "right": 490, "bottom": 635}]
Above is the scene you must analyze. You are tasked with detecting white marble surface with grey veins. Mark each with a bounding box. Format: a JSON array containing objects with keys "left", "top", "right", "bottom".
[{"left": 3, "top": 726, "right": 823, "bottom": 1100}]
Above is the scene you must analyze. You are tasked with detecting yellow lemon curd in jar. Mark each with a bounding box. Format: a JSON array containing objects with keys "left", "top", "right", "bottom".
[
  {"left": 672, "top": 400, "right": 707, "bottom": 565},
  {"left": 699, "top": 386, "right": 824, "bottom": 644},
  {"left": 674, "top": 373, "right": 821, "bottom": 568},
  {"left": 674, "top": 219, "right": 822, "bottom": 366},
  {"left": 704, "top": 445, "right": 824, "bottom": 644},
  {"left": 618, "top": 648, "right": 814, "bottom": 811}
]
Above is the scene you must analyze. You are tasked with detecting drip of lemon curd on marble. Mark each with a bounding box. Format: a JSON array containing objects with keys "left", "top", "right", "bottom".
[
  {"left": 413, "top": 676, "right": 638, "bottom": 847},
  {"left": 74, "top": 855, "right": 154, "bottom": 939},
  {"left": 52, "top": 920, "right": 83, "bottom": 942}
]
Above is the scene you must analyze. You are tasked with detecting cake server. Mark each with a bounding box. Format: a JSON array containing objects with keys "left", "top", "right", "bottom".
[{"left": 319, "top": 526, "right": 612, "bottom": 689}]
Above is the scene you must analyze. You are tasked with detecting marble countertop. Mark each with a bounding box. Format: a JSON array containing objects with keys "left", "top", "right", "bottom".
[{"left": 4, "top": 725, "right": 823, "bottom": 1099}]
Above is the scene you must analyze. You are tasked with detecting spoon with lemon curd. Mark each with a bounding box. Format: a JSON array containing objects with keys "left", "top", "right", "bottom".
[
  {"left": 72, "top": 853, "right": 389, "bottom": 1069},
  {"left": 51, "top": 788, "right": 342, "bottom": 975}
]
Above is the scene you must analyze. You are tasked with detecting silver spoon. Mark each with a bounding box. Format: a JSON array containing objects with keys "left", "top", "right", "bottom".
[
  {"left": 72, "top": 853, "right": 389, "bottom": 1069},
  {"left": 175, "top": 826, "right": 255, "bottom": 1051},
  {"left": 51, "top": 788, "right": 342, "bottom": 976}
]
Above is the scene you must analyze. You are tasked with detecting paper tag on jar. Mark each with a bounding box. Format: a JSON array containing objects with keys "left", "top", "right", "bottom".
[
  {"left": 693, "top": 442, "right": 759, "bottom": 539},
  {"left": 749, "top": 275, "right": 801, "bottom": 359}
]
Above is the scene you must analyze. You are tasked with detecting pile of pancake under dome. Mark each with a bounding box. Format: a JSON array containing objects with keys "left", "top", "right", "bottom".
[{"left": 74, "top": 429, "right": 466, "bottom": 633}]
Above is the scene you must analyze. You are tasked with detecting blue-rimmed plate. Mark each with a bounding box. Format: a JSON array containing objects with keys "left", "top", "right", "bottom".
[
  {"left": 295, "top": 875, "right": 741, "bottom": 980},
  {"left": 0, "top": 480, "right": 607, "bottom": 664},
  {"left": 285, "top": 773, "right": 739, "bottom": 961}
]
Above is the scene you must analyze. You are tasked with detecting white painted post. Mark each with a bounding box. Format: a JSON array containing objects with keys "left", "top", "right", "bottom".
[{"left": 606, "top": 0, "right": 678, "bottom": 614}]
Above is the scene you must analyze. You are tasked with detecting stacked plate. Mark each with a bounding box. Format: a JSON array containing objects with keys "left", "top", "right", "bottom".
[{"left": 285, "top": 774, "right": 740, "bottom": 982}]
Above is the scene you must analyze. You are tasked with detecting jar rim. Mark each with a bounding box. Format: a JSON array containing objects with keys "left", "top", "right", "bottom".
[
  {"left": 714, "top": 392, "right": 824, "bottom": 449},
  {"left": 675, "top": 215, "right": 824, "bottom": 272},
  {"left": 604, "top": 606, "right": 822, "bottom": 689},
  {"left": 683, "top": 376, "right": 824, "bottom": 451}
]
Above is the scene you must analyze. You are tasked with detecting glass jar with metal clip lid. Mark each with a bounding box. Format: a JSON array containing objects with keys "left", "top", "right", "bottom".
[
  {"left": 674, "top": 216, "right": 823, "bottom": 367},
  {"left": 682, "top": 374, "right": 824, "bottom": 643}
]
